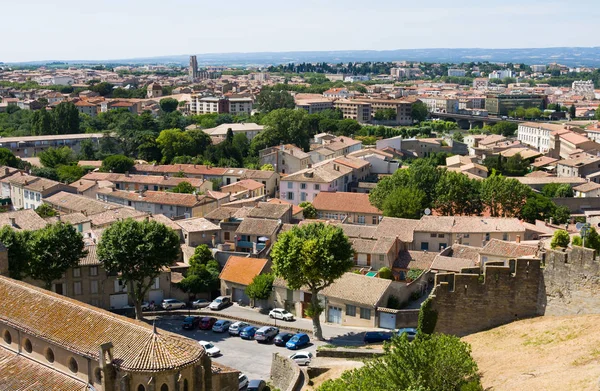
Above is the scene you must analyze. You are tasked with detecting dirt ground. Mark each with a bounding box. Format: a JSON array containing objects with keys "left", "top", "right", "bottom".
[
  {"left": 463, "top": 314, "right": 600, "bottom": 391},
  {"left": 302, "top": 358, "right": 365, "bottom": 390}
]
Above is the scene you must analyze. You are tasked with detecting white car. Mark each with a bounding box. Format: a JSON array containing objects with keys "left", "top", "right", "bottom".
[
  {"left": 199, "top": 340, "right": 221, "bottom": 357},
  {"left": 161, "top": 299, "right": 186, "bottom": 310},
  {"left": 238, "top": 373, "right": 249, "bottom": 390},
  {"left": 269, "top": 308, "right": 295, "bottom": 321},
  {"left": 289, "top": 351, "right": 312, "bottom": 366}
]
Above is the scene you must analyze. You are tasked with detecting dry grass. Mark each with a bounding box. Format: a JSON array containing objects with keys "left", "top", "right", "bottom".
[
  {"left": 463, "top": 314, "right": 600, "bottom": 391},
  {"left": 303, "top": 358, "right": 364, "bottom": 390}
]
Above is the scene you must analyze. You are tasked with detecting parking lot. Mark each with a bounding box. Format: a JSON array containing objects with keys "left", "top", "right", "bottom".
[{"left": 156, "top": 317, "right": 324, "bottom": 382}]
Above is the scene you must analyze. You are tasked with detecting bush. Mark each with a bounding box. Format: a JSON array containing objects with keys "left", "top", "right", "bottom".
[
  {"left": 378, "top": 267, "right": 394, "bottom": 280},
  {"left": 417, "top": 297, "right": 437, "bottom": 335},
  {"left": 245, "top": 273, "right": 275, "bottom": 301},
  {"left": 407, "top": 268, "right": 424, "bottom": 281},
  {"left": 386, "top": 295, "right": 402, "bottom": 309},
  {"left": 550, "top": 229, "right": 570, "bottom": 249},
  {"left": 101, "top": 154, "right": 135, "bottom": 173}
]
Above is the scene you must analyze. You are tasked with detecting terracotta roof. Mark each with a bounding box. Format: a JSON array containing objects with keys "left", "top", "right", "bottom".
[
  {"left": 82, "top": 172, "right": 206, "bottom": 187},
  {"left": 394, "top": 250, "right": 436, "bottom": 270},
  {"left": 235, "top": 218, "right": 280, "bottom": 236},
  {"left": 375, "top": 217, "right": 419, "bottom": 242},
  {"left": 79, "top": 244, "right": 100, "bottom": 266},
  {"left": 0, "top": 276, "right": 205, "bottom": 372},
  {"left": 312, "top": 192, "right": 381, "bottom": 215},
  {"left": 321, "top": 272, "right": 392, "bottom": 307},
  {"left": 176, "top": 217, "right": 220, "bottom": 232},
  {"left": 447, "top": 244, "right": 482, "bottom": 261},
  {"left": 0, "top": 347, "right": 88, "bottom": 391},
  {"left": 574, "top": 181, "right": 600, "bottom": 192},
  {"left": 3, "top": 172, "right": 63, "bottom": 192},
  {"left": 204, "top": 206, "right": 249, "bottom": 221},
  {"left": 431, "top": 255, "right": 478, "bottom": 272},
  {"left": 480, "top": 239, "right": 539, "bottom": 258},
  {"left": 248, "top": 202, "right": 291, "bottom": 220},
  {"left": 45, "top": 191, "right": 118, "bottom": 214},
  {"left": 133, "top": 164, "right": 228, "bottom": 176},
  {"left": 221, "top": 179, "right": 264, "bottom": 192},
  {"left": 97, "top": 188, "right": 213, "bottom": 208},
  {"left": 416, "top": 216, "right": 525, "bottom": 234},
  {"left": 45, "top": 212, "right": 90, "bottom": 226},
  {"left": 266, "top": 198, "right": 303, "bottom": 216},
  {"left": 335, "top": 224, "right": 378, "bottom": 239},
  {"left": 0, "top": 209, "right": 47, "bottom": 231},
  {"left": 219, "top": 255, "right": 268, "bottom": 285},
  {"left": 88, "top": 207, "right": 147, "bottom": 227}
]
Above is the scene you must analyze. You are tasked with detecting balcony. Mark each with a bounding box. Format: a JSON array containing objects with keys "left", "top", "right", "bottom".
[{"left": 236, "top": 241, "right": 266, "bottom": 251}]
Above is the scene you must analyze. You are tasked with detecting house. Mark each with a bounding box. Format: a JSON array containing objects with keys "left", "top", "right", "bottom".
[
  {"left": 429, "top": 244, "right": 482, "bottom": 273},
  {"left": 393, "top": 251, "right": 437, "bottom": 281},
  {"left": 132, "top": 164, "right": 228, "bottom": 180},
  {"left": 556, "top": 155, "right": 600, "bottom": 178},
  {"left": 312, "top": 192, "right": 382, "bottom": 225},
  {"left": 96, "top": 188, "right": 220, "bottom": 219},
  {"left": 202, "top": 123, "right": 264, "bottom": 140},
  {"left": 219, "top": 255, "right": 269, "bottom": 305},
  {"left": 0, "top": 133, "right": 106, "bottom": 158},
  {"left": 479, "top": 238, "right": 539, "bottom": 267},
  {"left": 204, "top": 206, "right": 252, "bottom": 248},
  {"left": 247, "top": 202, "right": 293, "bottom": 223},
  {"left": 573, "top": 181, "right": 600, "bottom": 197},
  {"left": 80, "top": 172, "right": 213, "bottom": 193},
  {"left": 44, "top": 191, "right": 118, "bottom": 215},
  {"left": 310, "top": 136, "right": 363, "bottom": 162},
  {"left": 266, "top": 198, "right": 304, "bottom": 220},
  {"left": 347, "top": 149, "right": 400, "bottom": 175},
  {"left": 86, "top": 207, "right": 146, "bottom": 228},
  {"left": 45, "top": 212, "right": 92, "bottom": 233},
  {"left": 0, "top": 271, "right": 233, "bottom": 391},
  {"left": 70, "top": 179, "right": 114, "bottom": 199},
  {"left": 220, "top": 179, "right": 265, "bottom": 200},
  {"left": 350, "top": 236, "right": 399, "bottom": 271},
  {"left": 259, "top": 144, "right": 311, "bottom": 174},
  {"left": 0, "top": 209, "right": 47, "bottom": 231},
  {"left": 234, "top": 218, "right": 281, "bottom": 254},
  {"left": 446, "top": 162, "right": 489, "bottom": 180},
  {"left": 176, "top": 217, "right": 221, "bottom": 247},
  {"left": 2, "top": 172, "right": 76, "bottom": 210}
]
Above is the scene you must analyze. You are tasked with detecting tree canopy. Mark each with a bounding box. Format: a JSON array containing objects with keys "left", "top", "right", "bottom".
[
  {"left": 271, "top": 223, "right": 354, "bottom": 339},
  {"left": 159, "top": 98, "right": 179, "bottom": 113},
  {"left": 169, "top": 181, "right": 196, "bottom": 194},
  {"left": 39, "top": 146, "right": 75, "bottom": 168},
  {"left": 245, "top": 273, "right": 275, "bottom": 301},
  {"left": 550, "top": 230, "right": 570, "bottom": 249},
  {"left": 100, "top": 154, "right": 135, "bottom": 173},
  {"left": 97, "top": 219, "right": 180, "bottom": 319}
]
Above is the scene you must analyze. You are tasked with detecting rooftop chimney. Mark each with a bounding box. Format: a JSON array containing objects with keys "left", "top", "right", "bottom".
[
  {"left": 9, "top": 217, "right": 16, "bottom": 227},
  {"left": 516, "top": 235, "right": 521, "bottom": 243}
]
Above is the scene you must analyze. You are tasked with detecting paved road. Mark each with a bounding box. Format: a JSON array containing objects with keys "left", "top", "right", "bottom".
[{"left": 156, "top": 317, "right": 324, "bottom": 382}]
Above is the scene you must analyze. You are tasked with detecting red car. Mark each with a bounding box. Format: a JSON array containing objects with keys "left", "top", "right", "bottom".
[{"left": 199, "top": 317, "right": 217, "bottom": 330}]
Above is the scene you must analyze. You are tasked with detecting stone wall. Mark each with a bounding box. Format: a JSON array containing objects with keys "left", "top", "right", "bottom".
[
  {"left": 542, "top": 246, "right": 600, "bottom": 316},
  {"left": 270, "top": 353, "right": 301, "bottom": 391},
  {"left": 429, "top": 258, "right": 543, "bottom": 336}
]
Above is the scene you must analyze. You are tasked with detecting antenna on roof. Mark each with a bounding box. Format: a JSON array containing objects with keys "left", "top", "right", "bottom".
[
  {"left": 424, "top": 208, "right": 431, "bottom": 216},
  {"left": 152, "top": 320, "right": 157, "bottom": 334}
]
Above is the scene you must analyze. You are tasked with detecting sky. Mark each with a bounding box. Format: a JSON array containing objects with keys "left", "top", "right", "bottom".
[{"left": 3, "top": 0, "right": 600, "bottom": 62}]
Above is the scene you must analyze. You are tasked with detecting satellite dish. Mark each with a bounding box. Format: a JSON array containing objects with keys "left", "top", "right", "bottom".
[
  {"left": 424, "top": 208, "right": 431, "bottom": 216},
  {"left": 576, "top": 222, "right": 584, "bottom": 231}
]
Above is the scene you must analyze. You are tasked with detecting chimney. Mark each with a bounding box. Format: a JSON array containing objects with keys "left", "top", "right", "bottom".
[
  {"left": 516, "top": 235, "right": 521, "bottom": 243},
  {"left": 9, "top": 217, "right": 16, "bottom": 227},
  {"left": 125, "top": 171, "right": 130, "bottom": 177},
  {"left": 3, "top": 168, "right": 8, "bottom": 176}
]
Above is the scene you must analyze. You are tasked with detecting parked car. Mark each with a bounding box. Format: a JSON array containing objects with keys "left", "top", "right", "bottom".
[
  {"left": 397, "top": 327, "right": 418, "bottom": 341},
  {"left": 141, "top": 302, "right": 151, "bottom": 311},
  {"left": 363, "top": 331, "right": 393, "bottom": 344},
  {"left": 198, "top": 340, "right": 221, "bottom": 357},
  {"left": 238, "top": 373, "right": 249, "bottom": 390},
  {"left": 192, "top": 298, "right": 210, "bottom": 309},
  {"left": 273, "top": 332, "right": 294, "bottom": 347},
  {"left": 289, "top": 351, "right": 313, "bottom": 366},
  {"left": 286, "top": 333, "right": 310, "bottom": 350},
  {"left": 246, "top": 379, "right": 266, "bottom": 391},
  {"left": 212, "top": 319, "right": 232, "bottom": 333},
  {"left": 161, "top": 299, "right": 186, "bottom": 310},
  {"left": 229, "top": 321, "right": 250, "bottom": 336},
  {"left": 269, "top": 308, "right": 295, "bottom": 321},
  {"left": 240, "top": 326, "right": 259, "bottom": 340},
  {"left": 199, "top": 317, "right": 218, "bottom": 330},
  {"left": 182, "top": 316, "right": 201, "bottom": 330},
  {"left": 209, "top": 296, "right": 231, "bottom": 310},
  {"left": 254, "top": 326, "right": 279, "bottom": 343}
]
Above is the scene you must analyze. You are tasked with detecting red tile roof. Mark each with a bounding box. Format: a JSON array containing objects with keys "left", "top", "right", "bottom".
[
  {"left": 312, "top": 192, "right": 381, "bottom": 215},
  {"left": 219, "top": 256, "right": 268, "bottom": 286}
]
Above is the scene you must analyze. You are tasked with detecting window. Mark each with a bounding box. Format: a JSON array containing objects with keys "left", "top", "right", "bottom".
[
  {"left": 160, "top": 385, "right": 169, "bottom": 391},
  {"left": 314, "top": 184, "right": 320, "bottom": 190},
  {"left": 485, "top": 233, "right": 490, "bottom": 241},
  {"left": 287, "top": 192, "right": 294, "bottom": 201},
  {"left": 68, "top": 357, "right": 79, "bottom": 373},
  {"left": 90, "top": 266, "right": 98, "bottom": 276},
  {"left": 73, "top": 282, "right": 82, "bottom": 295},
  {"left": 36, "top": 193, "right": 40, "bottom": 202},
  {"left": 73, "top": 268, "right": 81, "bottom": 278},
  {"left": 463, "top": 234, "right": 470, "bottom": 238},
  {"left": 24, "top": 190, "right": 29, "bottom": 199},
  {"left": 346, "top": 305, "right": 356, "bottom": 316},
  {"left": 3, "top": 330, "right": 11, "bottom": 345},
  {"left": 300, "top": 183, "right": 306, "bottom": 189},
  {"left": 90, "top": 280, "right": 98, "bottom": 294},
  {"left": 137, "top": 386, "right": 146, "bottom": 391},
  {"left": 379, "top": 254, "right": 385, "bottom": 263},
  {"left": 421, "top": 242, "right": 429, "bottom": 251},
  {"left": 45, "top": 348, "right": 55, "bottom": 363},
  {"left": 23, "top": 338, "right": 32, "bottom": 353},
  {"left": 430, "top": 233, "right": 437, "bottom": 238},
  {"left": 151, "top": 277, "right": 160, "bottom": 289},
  {"left": 357, "top": 216, "right": 365, "bottom": 224},
  {"left": 300, "top": 192, "right": 306, "bottom": 202},
  {"left": 224, "top": 231, "right": 230, "bottom": 240},
  {"left": 438, "top": 234, "right": 445, "bottom": 238},
  {"left": 287, "top": 182, "right": 293, "bottom": 189},
  {"left": 503, "top": 233, "right": 509, "bottom": 241},
  {"left": 360, "top": 308, "right": 371, "bottom": 319},
  {"left": 372, "top": 216, "right": 378, "bottom": 225}
]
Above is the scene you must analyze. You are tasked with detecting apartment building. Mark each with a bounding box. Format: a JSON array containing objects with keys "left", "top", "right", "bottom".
[
  {"left": 485, "top": 94, "right": 546, "bottom": 116},
  {"left": 556, "top": 155, "right": 600, "bottom": 178},
  {"left": 419, "top": 97, "right": 459, "bottom": 114},
  {"left": 312, "top": 192, "right": 382, "bottom": 225},
  {"left": 323, "top": 88, "right": 351, "bottom": 99},
  {"left": 517, "top": 122, "right": 581, "bottom": 153},
  {"left": 0, "top": 133, "right": 106, "bottom": 158},
  {"left": 354, "top": 98, "right": 418, "bottom": 125},
  {"left": 189, "top": 95, "right": 253, "bottom": 115},
  {"left": 74, "top": 100, "right": 99, "bottom": 117},
  {"left": 334, "top": 100, "right": 372, "bottom": 123},
  {"left": 259, "top": 144, "right": 311, "bottom": 174},
  {"left": 549, "top": 129, "right": 600, "bottom": 160},
  {"left": 448, "top": 69, "right": 467, "bottom": 77},
  {"left": 295, "top": 97, "right": 335, "bottom": 114}
]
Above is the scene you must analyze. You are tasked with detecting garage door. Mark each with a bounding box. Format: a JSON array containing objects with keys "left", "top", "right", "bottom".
[
  {"left": 110, "top": 293, "right": 129, "bottom": 309},
  {"left": 379, "top": 312, "right": 396, "bottom": 329},
  {"left": 149, "top": 290, "right": 164, "bottom": 304},
  {"left": 328, "top": 306, "right": 342, "bottom": 324},
  {"left": 232, "top": 287, "right": 250, "bottom": 305}
]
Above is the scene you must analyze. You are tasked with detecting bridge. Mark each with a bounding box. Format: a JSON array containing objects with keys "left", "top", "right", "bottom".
[{"left": 430, "top": 112, "right": 523, "bottom": 129}]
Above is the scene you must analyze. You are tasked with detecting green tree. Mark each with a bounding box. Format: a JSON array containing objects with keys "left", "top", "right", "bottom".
[
  {"left": 97, "top": 219, "right": 180, "bottom": 320},
  {"left": 452, "top": 132, "right": 464, "bottom": 142},
  {"left": 34, "top": 203, "right": 58, "bottom": 218},
  {"left": 521, "top": 192, "right": 570, "bottom": 224},
  {"left": 480, "top": 174, "right": 529, "bottom": 217},
  {"left": 255, "top": 108, "right": 311, "bottom": 152},
  {"left": 336, "top": 119, "right": 361, "bottom": 137},
  {"left": 159, "top": 98, "right": 179, "bottom": 113},
  {"left": 569, "top": 104, "right": 576, "bottom": 119},
  {"left": 0, "top": 148, "right": 22, "bottom": 168},
  {"left": 542, "top": 183, "right": 574, "bottom": 198},
  {"left": 434, "top": 171, "right": 482, "bottom": 216},
  {"left": 30, "top": 167, "right": 59, "bottom": 181},
  {"left": 595, "top": 105, "right": 600, "bottom": 121},
  {"left": 78, "top": 139, "right": 97, "bottom": 160},
  {"left": 39, "top": 146, "right": 75, "bottom": 168},
  {"left": 156, "top": 128, "right": 211, "bottom": 163},
  {"left": 51, "top": 102, "right": 80, "bottom": 134},
  {"left": 89, "top": 82, "right": 114, "bottom": 96},
  {"left": 383, "top": 187, "right": 426, "bottom": 219},
  {"left": 56, "top": 164, "right": 85, "bottom": 183},
  {"left": 550, "top": 230, "right": 570, "bottom": 249},
  {"left": 318, "top": 334, "right": 481, "bottom": 391},
  {"left": 169, "top": 181, "right": 196, "bottom": 194},
  {"left": 260, "top": 163, "right": 274, "bottom": 171},
  {"left": 245, "top": 273, "right": 275, "bottom": 302},
  {"left": 178, "top": 245, "right": 220, "bottom": 297},
  {"left": 31, "top": 109, "right": 54, "bottom": 135},
  {"left": 0, "top": 226, "right": 32, "bottom": 280},
  {"left": 28, "top": 222, "right": 87, "bottom": 289},
  {"left": 100, "top": 154, "right": 135, "bottom": 173},
  {"left": 299, "top": 201, "right": 317, "bottom": 219},
  {"left": 374, "top": 108, "right": 397, "bottom": 121},
  {"left": 271, "top": 223, "right": 354, "bottom": 340},
  {"left": 411, "top": 101, "right": 429, "bottom": 123},
  {"left": 503, "top": 153, "right": 529, "bottom": 176},
  {"left": 255, "top": 89, "right": 295, "bottom": 113},
  {"left": 378, "top": 267, "right": 394, "bottom": 280}
]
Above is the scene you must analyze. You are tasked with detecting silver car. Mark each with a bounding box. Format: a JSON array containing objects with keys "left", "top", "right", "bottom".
[{"left": 228, "top": 321, "right": 249, "bottom": 336}]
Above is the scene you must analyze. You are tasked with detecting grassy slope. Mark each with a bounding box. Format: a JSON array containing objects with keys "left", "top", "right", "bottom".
[{"left": 463, "top": 314, "right": 600, "bottom": 391}]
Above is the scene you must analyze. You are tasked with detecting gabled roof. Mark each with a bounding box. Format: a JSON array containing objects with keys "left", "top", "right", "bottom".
[
  {"left": 0, "top": 209, "right": 47, "bottom": 231},
  {"left": 219, "top": 255, "right": 268, "bottom": 286},
  {"left": 0, "top": 276, "right": 205, "bottom": 372},
  {"left": 45, "top": 191, "right": 118, "bottom": 215},
  {"left": 248, "top": 202, "right": 291, "bottom": 220},
  {"left": 312, "top": 192, "right": 381, "bottom": 215},
  {"left": 235, "top": 218, "right": 280, "bottom": 236},
  {"left": 431, "top": 255, "right": 478, "bottom": 273},
  {"left": 176, "top": 217, "right": 220, "bottom": 233},
  {"left": 480, "top": 239, "right": 538, "bottom": 258},
  {"left": 394, "top": 250, "right": 436, "bottom": 270},
  {"left": 375, "top": 217, "right": 419, "bottom": 242},
  {"left": 321, "top": 272, "right": 392, "bottom": 307}
]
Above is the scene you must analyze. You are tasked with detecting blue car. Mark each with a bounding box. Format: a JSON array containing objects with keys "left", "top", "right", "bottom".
[
  {"left": 397, "top": 327, "right": 418, "bottom": 341},
  {"left": 286, "top": 333, "right": 310, "bottom": 350},
  {"left": 240, "top": 326, "right": 259, "bottom": 340},
  {"left": 363, "top": 331, "right": 393, "bottom": 344}
]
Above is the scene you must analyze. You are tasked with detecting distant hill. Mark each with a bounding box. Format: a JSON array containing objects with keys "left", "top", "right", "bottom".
[
  {"left": 463, "top": 314, "right": 600, "bottom": 391},
  {"left": 8, "top": 47, "right": 600, "bottom": 67}
]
